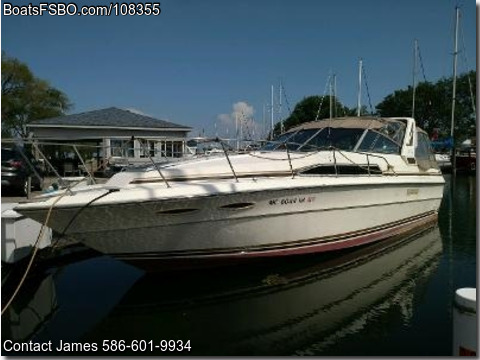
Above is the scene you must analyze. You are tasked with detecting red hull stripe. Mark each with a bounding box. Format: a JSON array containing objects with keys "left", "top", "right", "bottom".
[{"left": 116, "top": 211, "right": 438, "bottom": 263}]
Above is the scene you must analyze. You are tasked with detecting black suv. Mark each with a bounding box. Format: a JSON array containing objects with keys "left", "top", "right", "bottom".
[{"left": 1, "top": 146, "right": 44, "bottom": 195}]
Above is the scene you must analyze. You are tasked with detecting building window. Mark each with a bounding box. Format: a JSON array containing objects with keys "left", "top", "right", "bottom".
[
  {"left": 140, "top": 140, "right": 156, "bottom": 158},
  {"left": 111, "top": 139, "right": 135, "bottom": 158}
]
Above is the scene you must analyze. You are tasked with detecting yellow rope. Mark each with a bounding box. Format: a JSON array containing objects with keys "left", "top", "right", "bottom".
[{"left": 1, "top": 193, "right": 66, "bottom": 315}]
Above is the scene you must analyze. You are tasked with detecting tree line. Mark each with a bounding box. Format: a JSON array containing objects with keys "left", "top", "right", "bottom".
[
  {"left": 1, "top": 53, "right": 476, "bottom": 143},
  {"left": 276, "top": 70, "right": 476, "bottom": 142}
]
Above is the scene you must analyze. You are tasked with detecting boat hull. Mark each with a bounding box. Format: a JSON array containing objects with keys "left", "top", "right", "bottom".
[
  {"left": 40, "top": 178, "right": 445, "bottom": 271},
  {"left": 118, "top": 211, "right": 439, "bottom": 271}
]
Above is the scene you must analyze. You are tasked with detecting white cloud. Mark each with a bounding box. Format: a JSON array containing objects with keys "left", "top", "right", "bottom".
[
  {"left": 216, "top": 101, "right": 258, "bottom": 139},
  {"left": 232, "top": 101, "right": 254, "bottom": 119}
]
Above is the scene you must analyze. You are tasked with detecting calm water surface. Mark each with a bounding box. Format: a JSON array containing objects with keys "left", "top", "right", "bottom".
[{"left": 1, "top": 175, "right": 476, "bottom": 356}]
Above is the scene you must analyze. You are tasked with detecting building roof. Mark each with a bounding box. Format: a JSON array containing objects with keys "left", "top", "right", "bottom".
[{"left": 28, "top": 107, "right": 191, "bottom": 131}]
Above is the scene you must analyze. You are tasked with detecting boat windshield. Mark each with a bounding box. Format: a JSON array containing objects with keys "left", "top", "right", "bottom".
[{"left": 262, "top": 121, "right": 405, "bottom": 154}]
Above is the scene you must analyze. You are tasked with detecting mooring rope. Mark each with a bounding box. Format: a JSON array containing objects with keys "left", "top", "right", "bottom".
[
  {"left": 1, "top": 193, "right": 65, "bottom": 315},
  {"left": 1, "top": 187, "right": 118, "bottom": 315}
]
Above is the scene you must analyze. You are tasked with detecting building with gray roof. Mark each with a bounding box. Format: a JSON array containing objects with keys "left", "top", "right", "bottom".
[{"left": 27, "top": 107, "right": 192, "bottom": 175}]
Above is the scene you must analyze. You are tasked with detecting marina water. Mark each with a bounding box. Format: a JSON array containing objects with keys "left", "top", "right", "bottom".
[{"left": 1, "top": 174, "right": 476, "bottom": 356}]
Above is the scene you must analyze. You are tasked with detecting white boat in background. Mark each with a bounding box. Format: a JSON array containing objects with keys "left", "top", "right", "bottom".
[
  {"left": 14, "top": 117, "right": 445, "bottom": 271},
  {"left": 435, "top": 153, "right": 452, "bottom": 173}
]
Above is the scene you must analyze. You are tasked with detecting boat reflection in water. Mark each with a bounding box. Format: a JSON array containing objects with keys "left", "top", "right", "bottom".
[
  {"left": 87, "top": 226, "right": 442, "bottom": 356},
  {"left": 2, "top": 274, "right": 58, "bottom": 343},
  {"left": 2, "top": 225, "right": 442, "bottom": 356}
]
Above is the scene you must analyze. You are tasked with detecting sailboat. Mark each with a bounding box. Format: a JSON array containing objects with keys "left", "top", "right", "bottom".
[
  {"left": 450, "top": 7, "right": 476, "bottom": 174},
  {"left": 411, "top": 39, "right": 452, "bottom": 173}
]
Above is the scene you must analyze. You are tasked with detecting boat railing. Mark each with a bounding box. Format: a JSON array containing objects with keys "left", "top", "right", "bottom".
[
  {"left": 334, "top": 148, "right": 396, "bottom": 176},
  {"left": 217, "top": 138, "right": 239, "bottom": 182},
  {"left": 1, "top": 138, "right": 146, "bottom": 194},
  {"left": 31, "top": 143, "right": 75, "bottom": 195},
  {"left": 138, "top": 138, "right": 171, "bottom": 188},
  {"left": 245, "top": 139, "right": 396, "bottom": 178},
  {"left": 3, "top": 136, "right": 397, "bottom": 197}
]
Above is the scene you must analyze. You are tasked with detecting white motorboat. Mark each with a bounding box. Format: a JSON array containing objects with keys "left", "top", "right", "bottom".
[
  {"left": 15, "top": 117, "right": 445, "bottom": 270},
  {"left": 434, "top": 153, "right": 452, "bottom": 173}
]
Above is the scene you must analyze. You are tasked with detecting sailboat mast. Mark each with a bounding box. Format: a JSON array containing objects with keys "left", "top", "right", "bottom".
[
  {"left": 450, "top": 7, "right": 459, "bottom": 139},
  {"left": 357, "top": 59, "right": 363, "bottom": 117},
  {"left": 412, "top": 39, "right": 418, "bottom": 118},
  {"left": 271, "top": 85, "right": 274, "bottom": 139},
  {"left": 329, "top": 74, "right": 333, "bottom": 120},
  {"left": 262, "top": 103, "right": 266, "bottom": 139},
  {"left": 451, "top": 7, "right": 460, "bottom": 173},
  {"left": 235, "top": 112, "right": 239, "bottom": 151},
  {"left": 240, "top": 113, "right": 243, "bottom": 148},
  {"left": 333, "top": 73, "right": 337, "bottom": 118},
  {"left": 279, "top": 83, "right": 283, "bottom": 133}
]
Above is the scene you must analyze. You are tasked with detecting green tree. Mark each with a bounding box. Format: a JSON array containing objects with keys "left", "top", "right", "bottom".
[
  {"left": 277, "top": 95, "right": 352, "bottom": 134},
  {"left": 1, "top": 52, "right": 71, "bottom": 138},
  {"left": 376, "top": 70, "right": 476, "bottom": 141}
]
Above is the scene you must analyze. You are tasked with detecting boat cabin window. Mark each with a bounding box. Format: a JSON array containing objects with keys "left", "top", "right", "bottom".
[
  {"left": 284, "top": 129, "right": 322, "bottom": 150},
  {"left": 356, "top": 130, "right": 401, "bottom": 154},
  {"left": 300, "top": 128, "right": 365, "bottom": 151},
  {"left": 379, "top": 122, "right": 406, "bottom": 144},
  {"left": 262, "top": 120, "right": 406, "bottom": 154},
  {"left": 261, "top": 132, "right": 297, "bottom": 151},
  {"left": 263, "top": 128, "right": 365, "bottom": 152},
  {"left": 415, "top": 132, "right": 438, "bottom": 170}
]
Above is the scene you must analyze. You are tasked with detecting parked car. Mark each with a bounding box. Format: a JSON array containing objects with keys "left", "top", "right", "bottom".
[{"left": 1, "top": 146, "right": 44, "bottom": 195}]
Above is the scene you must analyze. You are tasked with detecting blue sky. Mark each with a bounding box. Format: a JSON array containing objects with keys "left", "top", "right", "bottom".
[{"left": 1, "top": 0, "right": 477, "bottom": 138}]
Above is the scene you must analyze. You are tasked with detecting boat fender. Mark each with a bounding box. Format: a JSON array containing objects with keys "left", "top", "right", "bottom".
[{"left": 453, "top": 288, "right": 477, "bottom": 356}]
